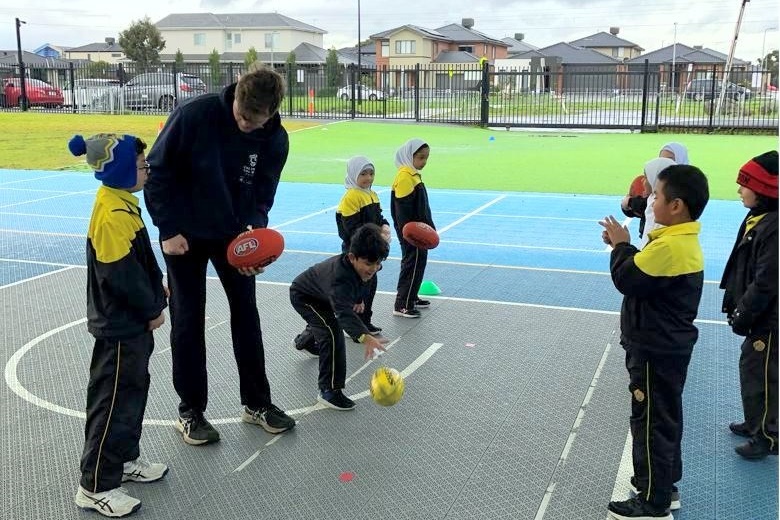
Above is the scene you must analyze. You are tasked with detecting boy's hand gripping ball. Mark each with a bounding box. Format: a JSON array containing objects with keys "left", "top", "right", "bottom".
[
  {"left": 370, "top": 367, "right": 405, "bottom": 406},
  {"left": 402, "top": 221, "right": 440, "bottom": 249},
  {"left": 227, "top": 228, "right": 284, "bottom": 269}
]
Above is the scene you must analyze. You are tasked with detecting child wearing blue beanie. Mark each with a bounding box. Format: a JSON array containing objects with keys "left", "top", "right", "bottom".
[{"left": 70, "top": 133, "right": 169, "bottom": 518}]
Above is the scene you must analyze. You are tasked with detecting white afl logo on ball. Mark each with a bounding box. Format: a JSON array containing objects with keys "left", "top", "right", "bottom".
[{"left": 234, "top": 238, "right": 259, "bottom": 257}]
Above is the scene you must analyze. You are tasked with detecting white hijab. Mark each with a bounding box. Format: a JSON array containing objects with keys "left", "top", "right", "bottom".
[
  {"left": 641, "top": 157, "right": 677, "bottom": 247},
  {"left": 394, "top": 138, "right": 427, "bottom": 170},
  {"left": 345, "top": 155, "right": 374, "bottom": 193},
  {"left": 660, "top": 142, "right": 689, "bottom": 165}
]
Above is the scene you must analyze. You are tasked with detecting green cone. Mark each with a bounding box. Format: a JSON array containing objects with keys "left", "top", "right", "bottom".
[{"left": 418, "top": 280, "right": 441, "bottom": 296}]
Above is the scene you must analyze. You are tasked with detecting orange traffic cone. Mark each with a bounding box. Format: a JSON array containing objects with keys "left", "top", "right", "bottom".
[
  {"left": 307, "top": 88, "right": 315, "bottom": 115},
  {"left": 157, "top": 121, "right": 164, "bottom": 135}
]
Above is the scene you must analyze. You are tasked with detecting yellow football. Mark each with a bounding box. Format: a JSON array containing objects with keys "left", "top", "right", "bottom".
[{"left": 369, "top": 367, "right": 405, "bottom": 406}]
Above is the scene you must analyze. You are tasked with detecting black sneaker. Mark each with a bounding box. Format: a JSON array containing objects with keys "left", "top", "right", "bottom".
[
  {"left": 415, "top": 299, "right": 431, "bottom": 308},
  {"left": 175, "top": 413, "right": 220, "bottom": 446},
  {"left": 317, "top": 389, "right": 355, "bottom": 410},
  {"left": 607, "top": 496, "right": 672, "bottom": 520},
  {"left": 729, "top": 421, "right": 754, "bottom": 438},
  {"left": 735, "top": 436, "right": 779, "bottom": 459},
  {"left": 629, "top": 477, "right": 680, "bottom": 511},
  {"left": 393, "top": 308, "right": 421, "bottom": 318},
  {"left": 366, "top": 323, "right": 383, "bottom": 335},
  {"left": 241, "top": 404, "right": 296, "bottom": 434}
]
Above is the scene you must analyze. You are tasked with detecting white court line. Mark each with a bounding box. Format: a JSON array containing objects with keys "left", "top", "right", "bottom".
[
  {"left": 0, "top": 173, "right": 71, "bottom": 186},
  {"left": 0, "top": 251, "right": 725, "bottom": 286},
  {"left": 535, "top": 340, "right": 614, "bottom": 520},
  {"left": 0, "top": 211, "right": 89, "bottom": 220},
  {"left": 270, "top": 189, "right": 388, "bottom": 230},
  {"left": 437, "top": 194, "right": 506, "bottom": 234},
  {"left": 0, "top": 187, "right": 77, "bottom": 194},
  {"left": 437, "top": 211, "right": 607, "bottom": 223},
  {"left": 233, "top": 342, "right": 444, "bottom": 473},
  {"left": 0, "top": 189, "right": 94, "bottom": 209},
  {"left": 0, "top": 266, "right": 74, "bottom": 289},
  {"left": 443, "top": 239, "right": 604, "bottom": 253}
]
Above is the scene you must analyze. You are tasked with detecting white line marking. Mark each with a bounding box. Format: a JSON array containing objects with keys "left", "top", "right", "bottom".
[
  {"left": 436, "top": 211, "right": 607, "bottom": 223},
  {"left": 207, "top": 319, "right": 228, "bottom": 331},
  {"left": 271, "top": 206, "right": 338, "bottom": 229},
  {"left": 0, "top": 211, "right": 90, "bottom": 220},
  {"left": 0, "top": 189, "right": 94, "bottom": 209},
  {"left": 0, "top": 187, "right": 76, "bottom": 194},
  {"left": 0, "top": 266, "right": 74, "bottom": 289},
  {"left": 0, "top": 173, "right": 71, "bottom": 186},
  {"left": 534, "top": 341, "right": 613, "bottom": 520},
  {"left": 438, "top": 195, "right": 506, "bottom": 234},
  {"left": 233, "top": 342, "right": 444, "bottom": 473},
  {"left": 443, "top": 239, "right": 605, "bottom": 253}
]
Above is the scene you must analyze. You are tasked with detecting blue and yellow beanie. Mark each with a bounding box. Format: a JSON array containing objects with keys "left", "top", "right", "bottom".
[{"left": 68, "top": 133, "right": 138, "bottom": 189}]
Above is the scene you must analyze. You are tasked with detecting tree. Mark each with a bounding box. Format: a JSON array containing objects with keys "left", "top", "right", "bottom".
[
  {"left": 209, "top": 49, "right": 223, "bottom": 90},
  {"left": 86, "top": 60, "right": 111, "bottom": 78},
  {"left": 763, "top": 49, "right": 779, "bottom": 87},
  {"left": 325, "top": 48, "right": 341, "bottom": 89},
  {"left": 118, "top": 17, "right": 165, "bottom": 70},
  {"left": 285, "top": 51, "right": 297, "bottom": 93},
  {"left": 244, "top": 47, "right": 258, "bottom": 69},
  {"left": 175, "top": 49, "right": 184, "bottom": 70}
]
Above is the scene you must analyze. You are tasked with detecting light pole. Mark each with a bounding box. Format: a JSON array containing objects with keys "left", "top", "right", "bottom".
[
  {"left": 761, "top": 26, "right": 777, "bottom": 66},
  {"left": 270, "top": 31, "right": 279, "bottom": 69},
  {"left": 15, "top": 17, "right": 28, "bottom": 111},
  {"left": 671, "top": 22, "right": 677, "bottom": 94},
  {"left": 357, "top": 0, "right": 362, "bottom": 104}
]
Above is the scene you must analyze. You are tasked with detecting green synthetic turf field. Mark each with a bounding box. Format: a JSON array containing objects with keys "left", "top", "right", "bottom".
[{"left": 0, "top": 113, "right": 775, "bottom": 199}]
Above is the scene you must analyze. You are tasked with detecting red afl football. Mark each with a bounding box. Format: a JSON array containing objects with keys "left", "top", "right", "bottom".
[
  {"left": 628, "top": 175, "right": 646, "bottom": 197},
  {"left": 227, "top": 228, "right": 284, "bottom": 269},
  {"left": 402, "top": 221, "right": 439, "bottom": 249}
]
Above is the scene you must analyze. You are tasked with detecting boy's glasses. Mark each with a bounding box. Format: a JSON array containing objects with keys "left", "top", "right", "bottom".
[{"left": 137, "top": 162, "right": 151, "bottom": 173}]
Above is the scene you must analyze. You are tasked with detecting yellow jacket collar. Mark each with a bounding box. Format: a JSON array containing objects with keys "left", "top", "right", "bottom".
[
  {"left": 647, "top": 221, "right": 701, "bottom": 242},
  {"left": 99, "top": 185, "right": 140, "bottom": 207}
]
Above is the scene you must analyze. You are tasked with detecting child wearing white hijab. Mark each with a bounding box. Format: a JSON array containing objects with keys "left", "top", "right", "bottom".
[
  {"left": 391, "top": 138, "right": 434, "bottom": 318},
  {"left": 621, "top": 142, "right": 690, "bottom": 245},
  {"left": 640, "top": 157, "right": 677, "bottom": 247},
  {"left": 337, "top": 156, "right": 391, "bottom": 334}
]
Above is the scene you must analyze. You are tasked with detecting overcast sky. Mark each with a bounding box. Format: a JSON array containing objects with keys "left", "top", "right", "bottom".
[{"left": 1, "top": 0, "right": 778, "bottom": 62}]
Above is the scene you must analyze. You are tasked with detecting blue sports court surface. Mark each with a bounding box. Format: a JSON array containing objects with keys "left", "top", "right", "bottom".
[{"left": 1, "top": 168, "right": 777, "bottom": 519}]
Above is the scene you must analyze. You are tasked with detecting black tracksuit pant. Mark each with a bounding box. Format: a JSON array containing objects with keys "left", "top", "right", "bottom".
[
  {"left": 625, "top": 348, "right": 691, "bottom": 510},
  {"left": 163, "top": 237, "right": 272, "bottom": 415},
  {"left": 289, "top": 291, "right": 347, "bottom": 391},
  {"left": 80, "top": 333, "right": 153, "bottom": 492},
  {"left": 359, "top": 275, "right": 378, "bottom": 326},
  {"left": 738, "top": 329, "right": 778, "bottom": 444},
  {"left": 395, "top": 238, "right": 427, "bottom": 311}
]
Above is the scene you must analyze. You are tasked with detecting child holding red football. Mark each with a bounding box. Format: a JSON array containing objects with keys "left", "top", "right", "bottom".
[
  {"left": 391, "top": 138, "right": 435, "bottom": 318},
  {"left": 69, "top": 133, "right": 168, "bottom": 518},
  {"left": 289, "top": 224, "right": 389, "bottom": 410}
]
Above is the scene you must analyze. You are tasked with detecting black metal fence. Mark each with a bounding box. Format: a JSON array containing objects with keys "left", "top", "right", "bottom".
[{"left": 1, "top": 60, "right": 776, "bottom": 133}]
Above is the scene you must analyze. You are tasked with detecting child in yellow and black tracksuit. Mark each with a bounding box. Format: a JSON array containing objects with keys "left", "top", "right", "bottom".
[
  {"left": 391, "top": 138, "right": 434, "bottom": 318},
  {"left": 337, "top": 156, "right": 391, "bottom": 333},
  {"left": 721, "top": 150, "right": 778, "bottom": 460},
  {"left": 600, "top": 164, "right": 710, "bottom": 520},
  {"left": 69, "top": 134, "right": 168, "bottom": 518}
]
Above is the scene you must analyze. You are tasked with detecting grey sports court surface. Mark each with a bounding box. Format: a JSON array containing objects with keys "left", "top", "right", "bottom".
[{"left": 1, "top": 171, "right": 777, "bottom": 519}]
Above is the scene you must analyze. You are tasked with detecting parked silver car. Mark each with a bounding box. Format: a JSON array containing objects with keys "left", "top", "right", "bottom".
[
  {"left": 63, "top": 78, "right": 121, "bottom": 108},
  {"left": 337, "top": 85, "right": 386, "bottom": 101},
  {"left": 123, "top": 73, "right": 207, "bottom": 110}
]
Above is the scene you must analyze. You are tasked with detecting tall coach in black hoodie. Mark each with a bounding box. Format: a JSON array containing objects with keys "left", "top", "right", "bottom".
[{"left": 144, "top": 67, "right": 295, "bottom": 446}]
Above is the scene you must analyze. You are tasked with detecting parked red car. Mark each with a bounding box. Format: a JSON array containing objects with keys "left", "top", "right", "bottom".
[{"left": 3, "top": 78, "right": 64, "bottom": 107}]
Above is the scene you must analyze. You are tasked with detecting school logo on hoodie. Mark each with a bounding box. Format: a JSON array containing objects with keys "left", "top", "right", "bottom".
[{"left": 240, "top": 153, "right": 258, "bottom": 185}]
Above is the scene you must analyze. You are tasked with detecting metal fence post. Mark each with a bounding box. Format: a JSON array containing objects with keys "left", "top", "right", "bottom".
[
  {"left": 707, "top": 65, "right": 716, "bottom": 132},
  {"left": 69, "top": 62, "right": 76, "bottom": 114},
  {"left": 480, "top": 60, "right": 490, "bottom": 127},
  {"left": 640, "top": 59, "right": 649, "bottom": 132},
  {"left": 414, "top": 64, "right": 420, "bottom": 121},
  {"left": 653, "top": 68, "right": 661, "bottom": 130}
]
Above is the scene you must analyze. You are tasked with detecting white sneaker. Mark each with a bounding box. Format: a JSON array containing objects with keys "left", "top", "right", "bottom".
[
  {"left": 75, "top": 486, "right": 141, "bottom": 518},
  {"left": 122, "top": 458, "right": 169, "bottom": 483}
]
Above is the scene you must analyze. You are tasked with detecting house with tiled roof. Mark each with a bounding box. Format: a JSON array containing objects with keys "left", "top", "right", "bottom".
[
  {"left": 64, "top": 41, "right": 126, "bottom": 64},
  {"left": 626, "top": 43, "right": 749, "bottom": 91},
  {"left": 568, "top": 30, "right": 643, "bottom": 61},
  {"left": 501, "top": 35, "right": 539, "bottom": 56},
  {"left": 155, "top": 12, "right": 326, "bottom": 65}
]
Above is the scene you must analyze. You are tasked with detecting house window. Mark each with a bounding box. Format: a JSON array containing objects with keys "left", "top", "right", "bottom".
[
  {"left": 265, "top": 33, "right": 278, "bottom": 49},
  {"left": 612, "top": 47, "right": 625, "bottom": 58},
  {"left": 395, "top": 40, "right": 416, "bottom": 54},
  {"left": 458, "top": 45, "right": 473, "bottom": 54},
  {"left": 111, "top": 53, "right": 122, "bottom": 57},
  {"left": 381, "top": 41, "right": 389, "bottom": 57},
  {"left": 194, "top": 33, "right": 206, "bottom": 46},
  {"left": 234, "top": 33, "right": 242, "bottom": 44}
]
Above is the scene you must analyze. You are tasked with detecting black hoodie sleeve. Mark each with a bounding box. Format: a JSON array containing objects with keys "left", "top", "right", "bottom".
[
  {"left": 244, "top": 129, "right": 288, "bottom": 229},
  {"left": 145, "top": 109, "right": 186, "bottom": 241}
]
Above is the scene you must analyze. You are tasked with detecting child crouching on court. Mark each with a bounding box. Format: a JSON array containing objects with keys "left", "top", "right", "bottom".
[
  {"left": 600, "top": 164, "right": 709, "bottom": 520},
  {"left": 721, "top": 150, "right": 778, "bottom": 460},
  {"left": 289, "top": 224, "right": 389, "bottom": 410},
  {"left": 69, "top": 134, "right": 168, "bottom": 518}
]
